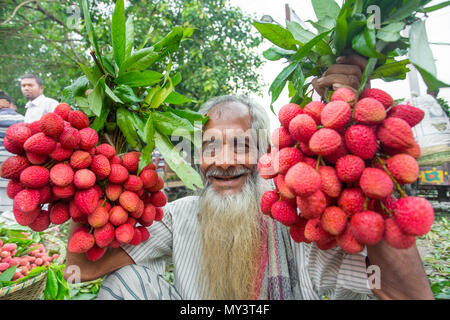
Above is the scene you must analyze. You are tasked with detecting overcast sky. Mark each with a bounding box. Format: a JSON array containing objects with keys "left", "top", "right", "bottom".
[{"left": 228, "top": 0, "right": 450, "bottom": 131}]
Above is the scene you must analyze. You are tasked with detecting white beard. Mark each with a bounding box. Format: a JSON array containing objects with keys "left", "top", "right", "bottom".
[{"left": 197, "top": 169, "right": 271, "bottom": 299}]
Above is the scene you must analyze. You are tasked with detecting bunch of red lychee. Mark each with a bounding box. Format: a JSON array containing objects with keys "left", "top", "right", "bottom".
[
  {"left": 259, "top": 88, "right": 434, "bottom": 253},
  {"left": 0, "top": 103, "right": 166, "bottom": 261},
  {"left": 0, "top": 240, "right": 59, "bottom": 280}
]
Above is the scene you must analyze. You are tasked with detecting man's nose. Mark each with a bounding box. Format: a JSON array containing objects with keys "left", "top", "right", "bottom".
[{"left": 216, "top": 143, "right": 236, "bottom": 170}]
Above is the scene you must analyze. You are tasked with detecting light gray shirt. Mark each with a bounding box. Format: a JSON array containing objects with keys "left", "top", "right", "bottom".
[{"left": 24, "top": 94, "right": 58, "bottom": 123}]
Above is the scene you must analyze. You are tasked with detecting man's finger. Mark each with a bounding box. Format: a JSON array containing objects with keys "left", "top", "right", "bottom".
[
  {"left": 311, "top": 78, "right": 324, "bottom": 97},
  {"left": 316, "top": 74, "right": 360, "bottom": 91},
  {"left": 323, "top": 64, "right": 362, "bottom": 82},
  {"left": 336, "top": 55, "right": 368, "bottom": 72}
]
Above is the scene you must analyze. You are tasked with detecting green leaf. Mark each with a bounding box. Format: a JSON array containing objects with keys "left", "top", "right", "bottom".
[
  {"left": 137, "top": 25, "right": 154, "bottom": 50},
  {"left": 116, "top": 70, "right": 163, "bottom": 87},
  {"left": 334, "top": 8, "right": 349, "bottom": 56},
  {"left": 125, "top": 16, "right": 134, "bottom": 58},
  {"left": 358, "top": 57, "right": 378, "bottom": 94},
  {"left": 163, "top": 91, "right": 192, "bottom": 105},
  {"left": 78, "top": 63, "right": 102, "bottom": 87},
  {"left": 286, "top": 21, "right": 332, "bottom": 55},
  {"left": 253, "top": 22, "right": 299, "bottom": 50},
  {"left": 347, "top": 13, "right": 367, "bottom": 41},
  {"left": 312, "top": 0, "right": 341, "bottom": 21},
  {"left": 130, "top": 113, "right": 146, "bottom": 141},
  {"left": 153, "top": 26, "right": 184, "bottom": 53},
  {"left": 263, "top": 47, "right": 296, "bottom": 61},
  {"left": 91, "top": 104, "right": 110, "bottom": 132},
  {"left": 384, "top": 0, "right": 422, "bottom": 24},
  {"left": 409, "top": 20, "right": 450, "bottom": 91},
  {"left": 168, "top": 107, "right": 207, "bottom": 125},
  {"left": 111, "top": 0, "right": 126, "bottom": 67},
  {"left": 150, "top": 76, "right": 173, "bottom": 109},
  {"left": 119, "top": 48, "right": 161, "bottom": 75},
  {"left": 371, "top": 59, "right": 410, "bottom": 80},
  {"left": 144, "top": 112, "right": 155, "bottom": 145},
  {"left": 62, "top": 76, "right": 89, "bottom": 105},
  {"left": 292, "top": 64, "right": 305, "bottom": 98},
  {"left": 377, "top": 22, "right": 405, "bottom": 42},
  {"left": 269, "top": 62, "right": 298, "bottom": 113},
  {"left": 419, "top": 1, "right": 450, "bottom": 13},
  {"left": 87, "top": 79, "right": 104, "bottom": 117},
  {"left": 154, "top": 130, "right": 203, "bottom": 190},
  {"left": 144, "top": 86, "right": 160, "bottom": 105},
  {"left": 113, "top": 85, "right": 143, "bottom": 104},
  {"left": 45, "top": 268, "right": 58, "bottom": 299},
  {"left": 79, "top": 0, "right": 103, "bottom": 68},
  {"left": 292, "top": 29, "right": 333, "bottom": 61},
  {"left": 152, "top": 110, "right": 194, "bottom": 138},
  {"left": 0, "top": 266, "right": 16, "bottom": 281},
  {"left": 307, "top": 17, "right": 336, "bottom": 33},
  {"left": 116, "top": 107, "right": 141, "bottom": 149},
  {"left": 352, "top": 27, "right": 384, "bottom": 59}
]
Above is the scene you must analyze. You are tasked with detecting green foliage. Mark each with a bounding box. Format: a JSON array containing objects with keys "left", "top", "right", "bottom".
[
  {"left": 254, "top": 0, "right": 450, "bottom": 109},
  {"left": 437, "top": 97, "right": 449, "bottom": 118}
]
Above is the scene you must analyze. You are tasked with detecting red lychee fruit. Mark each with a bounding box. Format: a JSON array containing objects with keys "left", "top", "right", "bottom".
[
  {"left": 94, "top": 223, "right": 115, "bottom": 248},
  {"left": 331, "top": 87, "right": 356, "bottom": 106},
  {"left": 39, "top": 112, "right": 64, "bottom": 137},
  {"left": 271, "top": 200, "right": 299, "bottom": 226},
  {"left": 344, "top": 125, "right": 378, "bottom": 160},
  {"left": 119, "top": 191, "right": 140, "bottom": 213},
  {"left": 73, "top": 169, "right": 96, "bottom": 189},
  {"left": 88, "top": 206, "right": 109, "bottom": 228},
  {"left": 28, "top": 121, "right": 42, "bottom": 135},
  {"left": 50, "top": 163, "right": 74, "bottom": 187},
  {"left": 323, "top": 141, "right": 348, "bottom": 164},
  {"left": 109, "top": 164, "right": 129, "bottom": 184},
  {"left": 70, "top": 150, "right": 92, "bottom": 169},
  {"left": 360, "top": 168, "right": 393, "bottom": 200},
  {"left": 278, "top": 103, "right": 303, "bottom": 128},
  {"left": 260, "top": 190, "right": 279, "bottom": 216},
  {"left": 387, "top": 104, "right": 424, "bottom": 127},
  {"left": 74, "top": 187, "right": 99, "bottom": 215},
  {"left": 23, "top": 133, "right": 56, "bottom": 155},
  {"left": 105, "top": 183, "right": 122, "bottom": 202},
  {"left": 309, "top": 128, "right": 342, "bottom": 156},
  {"left": 38, "top": 185, "right": 52, "bottom": 204},
  {"left": 68, "top": 110, "right": 89, "bottom": 129},
  {"left": 79, "top": 128, "right": 98, "bottom": 150},
  {"left": 258, "top": 152, "right": 277, "bottom": 179},
  {"left": 86, "top": 245, "right": 107, "bottom": 262},
  {"left": 271, "top": 127, "right": 294, "bottom": 149},
  {"left": 0, "top": 155, "right": 29, "bottom": 179},
  {"left": 299, "top": 141, "right": 314, "bottom": 156},
  {"left": 304, "top": 217, "right": 334, "bottom": 243},
  {"left": 109, "top": 205, "right": 129, "bottom": 226},
  {"left": 13, "top": 206, "right": 40, "bottom": 226},
  {"left": 336, "top": 225, "right": 364, "bottom": 254},
  {"left": 28, "top": 210, "right": 51, "bottom": 232},
  {"left": 91, "top": 154, "right": 111, "bottom": 180},
  {"left": 383, "top": 218, "right": 416, "bottom": 249},
  {"left": 4, "top": 136, "right": 24, "bottom": 154},
  {"left": 140, "top": 169, "right": 158, "bottom": 189},
  {"left": 54, "top": 103, "right": 72, "bottom": 120},
  {"left": 140, "top": 204, "right": 156, "bottom": 226},
  {"left": 321, "top": 206, "right": 348, "bottom": 236},
  {"left": 52, "top": 184, "right": 75, "bottom": 199},
  {"left": 386, "top": 153, "right": 419, "bottom": 185},
  {"left": 338, "top": 188, "right": 365, "bottom": 216},
  {"left": 137, "top": 226, "right": 150, "bottom": 242},
  {"left": 49, "top": 143, "right": 73, "bottom": 162},
  {"left": 122, "top": 152, "right": 141, "bottom": 173},
  {"left": 148, "top": 176, "right": 164, "bottom": 192},
  {"left": 275, "top": 174, "right": 295, "bottom": 199},
  {"left": 288, "top": 114, "right": 317, "bottom": 142},
  {"left": 303, "top": 101, "right": 325, "bottom": 124},
  {"left": 296, "top": 189, "right": 326, "bottom": 220},
  {"left": 289, "top": 218, "right": 310, "bottom": 243},
  {"left": 110, "top": 155, "right": 122, "bottom": 165},
  {"left": 321, "top": 101, "right": 352, "bottom": 129},
  {"left": 273, "top": 147, "right": 303, "bottom": 175},
  {"left": 353, "top": 98, "right": 386, "bottom": 125},
  {"left": 129, "top": 227, "right": 142, "bottom": 245},
  {"left": 393, "top": 197, "right": 434, "bottom": 236},
  {"left": 318, "top": 166, "right": 342, "bottom": 198},
  {"left": 25, "top": 151, "right": 47, "bottom": 165},
  {"left": 350, "top": 210, "right": 385, "bottom": 245},
  {"left": 285, "top": 162, "right": 321, "bottom": 197},
  {"left": 13, "top": 189, "right": 40, "bottom": 213},
  {"left": 359, "top": 88, "right": 393, "bottom": 109},
  {"left": 19, "top": 166, "right": 49, "bottom": 189},
  {"left": 377, "top": 117, "right": 415, "bottom": 150},
  {"left": 6, "top": 123, "right": 31, "bottom": 148},
  {"left": 69, "top": 200, "right": 86, "bottom": 223},
  {"left": 115, "top": 223, "right": 135, "bottom": 244},
  {"left": 59, "top": 126, "right": 80, "bottom": 149},
  {"left": 150, "top": 191, "right": 167, "bottom": 207},
  {"left": 68, "top": 227, "right": 95, "bottom": 253},
  {"left": 96, "top": 143, "right": 116, "bottom": 159},
  {"left": 7, "top": 179, "right": 24, "bottom": 199},
  {"left": 336, "top": 155, "right": 365, "bottom": 183},
  {"left": 49, "top": 202, "right": 70, "bottom": 225}
]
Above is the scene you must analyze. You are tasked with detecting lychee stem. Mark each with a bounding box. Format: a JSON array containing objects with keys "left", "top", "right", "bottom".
[
  {"left": 316, "top": 155, "right": 322, "bottom": 171},
  {"left": 375, "top": 156, "right": 407, "bottom": 198},
  {"left": 363, "top": 196, "right": 369, "bottom": 210},
  {"left": 379, "top": 200, "right": 392, "bottom": 217}
]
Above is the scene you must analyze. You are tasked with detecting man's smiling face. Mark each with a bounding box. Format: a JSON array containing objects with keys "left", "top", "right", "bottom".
[{"left": 199, "top": 101, "right": 258, "bottom": 196}]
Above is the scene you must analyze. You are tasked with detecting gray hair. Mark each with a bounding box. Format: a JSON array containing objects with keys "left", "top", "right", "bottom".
[{"left": 198, "top": 94, "right": 271, "bottom": 159}]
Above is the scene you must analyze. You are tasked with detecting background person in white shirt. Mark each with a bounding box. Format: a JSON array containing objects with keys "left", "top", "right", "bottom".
[{"left": 20, "top": 74, "right": 58, "bottom": 123}]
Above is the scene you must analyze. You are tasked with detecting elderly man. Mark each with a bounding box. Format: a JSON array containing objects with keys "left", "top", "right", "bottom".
[
  {"left": 20, "top": 74, "right": 58, "bottom": 123},
  {"left": 64, "top": 57, "right": 433, "bottom": 300}
]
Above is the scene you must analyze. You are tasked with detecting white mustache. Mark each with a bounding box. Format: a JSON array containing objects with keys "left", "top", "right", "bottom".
[{"left": 206, "top": 167, "right": 251, "bottom": 178}]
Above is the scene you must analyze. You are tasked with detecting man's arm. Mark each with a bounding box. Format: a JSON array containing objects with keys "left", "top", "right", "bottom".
[
  {"left": 63, "top": 220, "right": 134, "bottom": 282},
  {"left": 367, "top": 241, "right": 434, "bottom": 299}
]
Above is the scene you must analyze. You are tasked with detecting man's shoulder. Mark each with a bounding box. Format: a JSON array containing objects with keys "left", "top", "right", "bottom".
[{"left": 166, "top": 195, "right": 200, "bottom": 215}]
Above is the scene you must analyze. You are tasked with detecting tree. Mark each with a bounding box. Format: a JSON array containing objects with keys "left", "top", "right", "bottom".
[{"left": 0, "top": 0, "right": 264, "bottom": 114}]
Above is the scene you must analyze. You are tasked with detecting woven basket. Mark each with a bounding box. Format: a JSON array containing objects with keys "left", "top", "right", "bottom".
[{"left": 0, "top": 234, "right": 66, "bottom": 300}]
